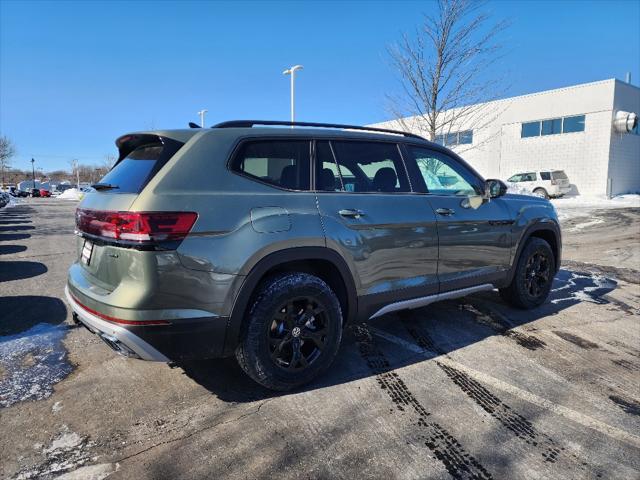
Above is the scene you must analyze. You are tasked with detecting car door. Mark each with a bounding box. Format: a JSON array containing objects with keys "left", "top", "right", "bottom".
[
  {"left": 403, "top": 145, "right": 513, "bottom": 291},
  {"left": 314, "top": 139, "right": 439, "bottom": 315}
]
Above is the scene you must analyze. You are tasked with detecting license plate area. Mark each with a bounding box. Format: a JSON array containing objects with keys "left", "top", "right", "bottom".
[{"left": 81, "top": 239, "right": 94, "bottom": 266}]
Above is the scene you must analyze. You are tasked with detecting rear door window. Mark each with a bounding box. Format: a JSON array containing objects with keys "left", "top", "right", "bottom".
[
  {"left": 330, "top": 141, "right": 410, "bottom": 193},
  {"left": 98, "top": 138, "right": 183, "bottom": 193},
  {"left": 540, "top": 171, "right": 551, "bottom": 181},
  {"left": 232, "top": 140, "right": 310, "bottom": 190},
  {"left": 406, "top": 147, "right": 481, "bottom": 196}
]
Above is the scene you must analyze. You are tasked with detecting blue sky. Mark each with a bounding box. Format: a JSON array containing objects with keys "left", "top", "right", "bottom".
[{"left": 1, "top": 0, "right": 639, "bottom": 172}]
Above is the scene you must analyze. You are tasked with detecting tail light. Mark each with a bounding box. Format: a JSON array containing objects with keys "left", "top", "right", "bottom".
[{"left": 76, "top": 209, "right": 197, "bottom": 244}]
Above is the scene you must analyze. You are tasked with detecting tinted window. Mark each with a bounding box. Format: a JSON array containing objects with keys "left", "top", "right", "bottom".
[
  {"left": 542, "top": 118, "right": 562, "bottom": 135},
  {"left": 98, "top": 140, "right": 182, "bottom": 194},
  {"left": 408, "top": 147, "right": 480, "bottom": 196},
  {"left": 232, "top": 140, "right": 310, "bottom": 190},
  {"left": 521, "top": 122, "right": 541, "bottom": 138},
  {"left": 562, "top": 115, "right": 585, "bottom": 133},
  {"left": 521, "top": 172, "right": 537, "bottom": 182},
  {"left": 445, "top": 133, "right": 458, "bottom": 146},
  {"left": 540, "top": 171, "right": 551, "bottom": 180},
  {"left": 552, "top": 170, "right": 568, "bottom": 180},
  {"left": 315, "top": 141, "right": 341, "bottom": 191},
  {"left": 435, "top": 134, "right": 446, "bottom": 146},
  {"left": 330, "top": 142, "right": 410, "bottom": 193}
]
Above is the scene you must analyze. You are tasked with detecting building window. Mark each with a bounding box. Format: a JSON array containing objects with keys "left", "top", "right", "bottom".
[
  {"left": 434, "top": 130, "right": 473, "bottom": 146},
  {"left": 562, "top": 115, "right": 585, "bottom": 133},
  {"left": 542, "top": 118, "right": 562, "bottom": 135},
  {"left": 521, "top": 121, "right": 541, "bottom": 138},
  {"left": 522, "top": 114, "right": 586, "bottom": 138}
]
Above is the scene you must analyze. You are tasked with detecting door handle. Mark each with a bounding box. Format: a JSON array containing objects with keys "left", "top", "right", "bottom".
[
  {"left": 435, "top": 208, "right": 455, "bottom": 216},
  {"left": 339, "top": 209, "right": 365, "bottom": 218}
]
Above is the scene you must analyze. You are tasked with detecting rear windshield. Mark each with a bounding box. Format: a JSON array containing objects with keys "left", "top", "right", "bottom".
[
  {"left": 552, "top": 170, "right": 568, "bottom": 180},
  {"left": 97, "top": 138, "right": 182, "bottom": 193}
]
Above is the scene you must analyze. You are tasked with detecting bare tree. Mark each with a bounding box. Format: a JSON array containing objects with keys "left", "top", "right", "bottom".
[
  {"left": 387, "top": 0, "right": 509, "bottom": 157},
  {"left": 0, "top": 135, "right": 16, "bottom": 187}
]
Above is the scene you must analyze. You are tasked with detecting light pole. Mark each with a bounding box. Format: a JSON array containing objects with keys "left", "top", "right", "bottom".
[
  {"left": 283, "top": 65, "right": 303, "bottom": 124},
  {"left": 197, "top": 109, "right": 208, "bottom": 128},
  {"left": 72, "top": 159, "right": 80, "bottom": 189},
  {"left": 31, "top": 158, "right": 36, "bottom": 190}
]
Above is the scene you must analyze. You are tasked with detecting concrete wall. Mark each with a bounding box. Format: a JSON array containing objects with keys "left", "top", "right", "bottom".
[
  {"left": 608, "top": 81, "right": 640, "bottom": 195},
  {"left": 372, "top": 79, "right": 640, "bottom": 196}
]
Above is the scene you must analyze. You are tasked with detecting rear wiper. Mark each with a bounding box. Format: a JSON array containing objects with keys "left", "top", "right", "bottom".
[{"left": 91, "top": 183, "right": 119, "bottom": 191}]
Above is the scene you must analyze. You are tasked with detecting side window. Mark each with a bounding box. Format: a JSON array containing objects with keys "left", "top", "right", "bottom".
[
  {"left": 507, "top": 174, "right": 522, "bottom": 183},
  {"left": 407, "top": 147, "right": 481, "bottom": 196},
  {"left": 540, "top": 171, "right": 551, "bottom": 181},
  {"left": 331, "top": 141, "right": 410, "bottom": 193},
  {"left": 231, "top": 140, "right": 310, "bottom": 190},
  {"left": 315, "top": 141, "right": 342, "bottom": 192}
]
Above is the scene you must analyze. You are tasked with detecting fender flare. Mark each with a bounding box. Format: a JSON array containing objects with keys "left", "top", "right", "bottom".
[
  {"left": 222, "top": 247, "right": 358, "bottom": 356},
  {"left": 504, "top": 220, "right": 562, "bottom": 286}
]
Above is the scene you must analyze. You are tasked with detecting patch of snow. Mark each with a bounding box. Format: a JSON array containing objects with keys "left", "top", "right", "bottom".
[
  {"left": 58, "top": 188, "right": 83, "bottom": 201},
  {"left": 54, "top": 462, "right": 119, "bottom": 480},
  {"left": 52, "top": 401, "right": 63, "bottom": 413},
  {"left": 44, "top": 432, "right": 83, "bottom": 454},
  {"left": 0, "top": 323, "right": 73, "bottom": 408},
  {"left": 550, "top": 271, "right": 617, "bottom": 305},
  {"left": 565, "top": 218, "right": 605, "bottom": 232},
  {"left": 552, "top": 194, "right": 640, "bottom": 221}
]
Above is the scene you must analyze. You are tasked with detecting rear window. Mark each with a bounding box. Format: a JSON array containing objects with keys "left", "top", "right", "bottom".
[
  {"left": 552, "top": 170, "right": 568, "bottom": 180},
  {"left": 97, "top": 138, "right": 182, "bottom": 194}
]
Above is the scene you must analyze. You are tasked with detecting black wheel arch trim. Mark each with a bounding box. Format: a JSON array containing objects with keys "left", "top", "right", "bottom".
[
  {"left": 504, "top": 221, "right": 561, "bottom": 286},
  {"left": 222, "top": 247, "right": 358, "bottom": 356}
]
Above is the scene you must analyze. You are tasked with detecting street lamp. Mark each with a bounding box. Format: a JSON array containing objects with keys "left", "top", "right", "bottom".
[
  {"left": 197, "top": 109, "right": 208, "bottom": 128},
  {"left": 283, "top": 65, "right": 303, "bottom": 124},
  {"left": 31, "top": 158, "right": 35, "bottom": 190}
]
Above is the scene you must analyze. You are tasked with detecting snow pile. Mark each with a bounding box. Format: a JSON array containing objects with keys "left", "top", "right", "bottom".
[
  {"left": 58, "top": 188, "right": 83, "bottom": 201},
  {"left": 552, "top": 194, "right": 640, "bottom": 220}
]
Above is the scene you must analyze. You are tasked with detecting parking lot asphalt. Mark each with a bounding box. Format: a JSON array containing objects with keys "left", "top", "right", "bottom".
[{"left": 1, "top": 199, "right": 639, "bottom": 480}]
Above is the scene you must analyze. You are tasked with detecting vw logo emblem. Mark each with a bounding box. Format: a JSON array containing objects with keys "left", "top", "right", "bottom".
[{"left": 292, "top": 327, "right": 301, "bottom": 337}]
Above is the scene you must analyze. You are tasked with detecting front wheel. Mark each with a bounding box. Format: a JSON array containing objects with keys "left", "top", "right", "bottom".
[
  {"left": 236, "top": 272, "right": 343, "bottom": 391},
  {"left": 533, "top": 188, "right": 549, "bottom": 199},
  {"left": 500, "top": 237, "right": 555, "bottom": 309}
]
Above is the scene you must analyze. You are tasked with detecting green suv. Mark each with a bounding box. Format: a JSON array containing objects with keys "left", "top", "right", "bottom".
[{"left": 66, "top": 120, "right": 561, "bottom": 390}]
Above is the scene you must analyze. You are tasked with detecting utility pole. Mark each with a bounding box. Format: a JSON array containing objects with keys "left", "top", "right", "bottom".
[
  {"left": 72, "top": 159, "right": 80, "bottom": 189},
  {"left": 197, "top": 109, "right": 208, "bottom": 128},
  {"left": 31, "top": 158, "right": 36, "bottom": 190},
  {"left": 283, "top": 65, "right": 303, "bottom": 124}
]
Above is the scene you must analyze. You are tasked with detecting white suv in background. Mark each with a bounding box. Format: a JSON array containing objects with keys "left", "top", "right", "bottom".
[{"left": 507, "top": 170, "right": 571, "bottom": 198}]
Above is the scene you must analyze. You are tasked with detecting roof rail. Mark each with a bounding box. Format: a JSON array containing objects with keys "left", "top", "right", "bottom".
[{"left": 211, "top": 120, "right": 425, "bottom": 140}]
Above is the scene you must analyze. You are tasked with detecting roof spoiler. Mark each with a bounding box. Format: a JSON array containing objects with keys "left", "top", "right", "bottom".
[{"left": 211, "top": 120, "right": 425, "bottom": 140}]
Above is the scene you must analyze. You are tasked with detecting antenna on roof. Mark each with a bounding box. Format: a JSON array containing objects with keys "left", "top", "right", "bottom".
[{"left": 188, "top": 122, "right": 201, "bottom": 129}]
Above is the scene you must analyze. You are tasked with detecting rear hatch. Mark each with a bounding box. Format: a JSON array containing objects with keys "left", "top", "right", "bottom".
[
  {"left": 551, "top": 170, "right": 570, "bottom": 187},
  {"left": 74, "top": 134, "right": 196, "bottom": 292}
]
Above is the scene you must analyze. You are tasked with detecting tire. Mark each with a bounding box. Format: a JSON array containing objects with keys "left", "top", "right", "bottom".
[
  {"left": 500, "top": 237, "right": 555, "bottom": 309},
  {"left": 236, "top": 272, "right": 343, "bottom": 391},
  {"left": 533, "top": 188, "right": 548, "bottom": 199}
]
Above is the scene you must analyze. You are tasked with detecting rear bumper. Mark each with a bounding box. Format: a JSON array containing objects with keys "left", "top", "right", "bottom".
[{"left": 65, "top": 286, "right": 229, "bottom": 361}]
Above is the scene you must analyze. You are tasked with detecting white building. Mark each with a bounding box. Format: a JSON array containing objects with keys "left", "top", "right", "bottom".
[{"left": 372, "top": 79, "right": 640, "bottom": 196}]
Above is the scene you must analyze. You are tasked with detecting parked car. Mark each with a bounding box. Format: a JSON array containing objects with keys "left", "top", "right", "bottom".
[
  {"left": 30, "top": 188, "right": 41, "bottom": 198},
  {"left": 0, "top": 192, "right": 9, "bottom": 208},
  {"left": 9, "top": 187, "right": 28, "bottom": 197},
  {"left": 506, "top": 170, "right": 571, "bottom": 198},
  {"left": 39, "top": 189, "right": 52, "bottom": 198},
  {"left": 66, "top": 120, "right": 562, "bottom": 391}
]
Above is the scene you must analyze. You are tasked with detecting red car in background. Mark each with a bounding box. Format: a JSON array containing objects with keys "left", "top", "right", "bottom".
[{"left": 39, "top": 188, "right": 51, "bottom": 197}]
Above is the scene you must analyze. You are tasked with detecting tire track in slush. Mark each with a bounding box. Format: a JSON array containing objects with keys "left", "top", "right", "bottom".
[
  {"left": 399, "top": 321, "right": 600, "bottom": 475},
  {"left": 352, "top": 324, "right": 494, "bottom": 480}
]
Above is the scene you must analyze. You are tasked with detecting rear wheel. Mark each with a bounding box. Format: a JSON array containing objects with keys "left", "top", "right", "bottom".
[
  {"left": 500, "top": 237, "right": 554, "bottom": 309},
  {"left": 533, "top": 188, "right": 548, "bottom": 199},
  {"left": 236, "top": 272, "right": 343, "bottom": 391}
]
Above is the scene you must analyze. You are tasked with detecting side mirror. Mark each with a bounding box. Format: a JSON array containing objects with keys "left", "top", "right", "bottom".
[{"left": 484, "top": 179, "right": 507, "bottom": 199}]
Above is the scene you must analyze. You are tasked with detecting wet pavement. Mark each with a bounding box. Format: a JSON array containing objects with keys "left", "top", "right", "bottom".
[{"left": 0, "top": 198, "right": 639, "bottom": 479}]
